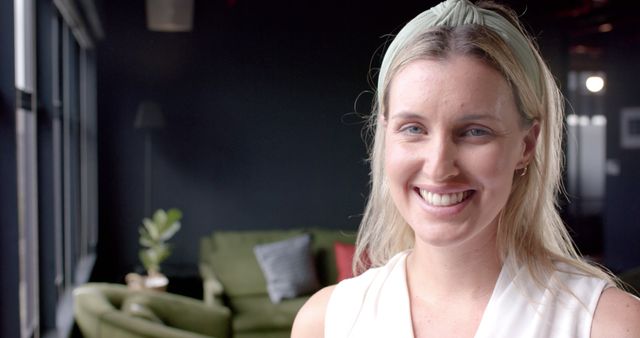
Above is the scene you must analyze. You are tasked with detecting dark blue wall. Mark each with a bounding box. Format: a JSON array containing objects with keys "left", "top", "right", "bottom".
[
  {"left": 94, "top": 0, "right": 429, "bottom": 280},
  {"left": 0, "top": 0, "right": 19, "bottom": 337},
  {"left": 604, "top": 42, "right": 640, "bottom": 272}
]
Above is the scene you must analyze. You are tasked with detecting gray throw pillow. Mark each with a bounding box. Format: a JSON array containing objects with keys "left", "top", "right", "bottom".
[{"left": 253, "top": 233, "right": 320, "bottom": 303}]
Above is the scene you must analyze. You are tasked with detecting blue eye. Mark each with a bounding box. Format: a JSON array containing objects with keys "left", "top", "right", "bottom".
[
  {"left": 401, "top": 125, "right": 424, "bottom": 135},
  {"left": 464, "top": 128, "right": 490, "bottom": 137}
]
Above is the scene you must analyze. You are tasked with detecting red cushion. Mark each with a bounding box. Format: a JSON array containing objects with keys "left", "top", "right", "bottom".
[{"left": 334, "top": 242, "right": 357, "bottom": 282}]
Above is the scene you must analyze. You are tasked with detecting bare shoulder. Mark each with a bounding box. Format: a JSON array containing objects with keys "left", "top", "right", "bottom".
[
  {"left": 591, "top": 287, "right": 640, "bottom": 338},
  {"left": 291, "top": 285, "right": 336, "bottom": 338}
]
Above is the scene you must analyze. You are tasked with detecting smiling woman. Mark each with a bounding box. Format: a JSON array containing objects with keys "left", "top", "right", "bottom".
[
  {"left": 383, "top": 56, "right": 535, "bottom": 249},
  {"left": 291, "top": 0, "right": 640, "bottom": 337}
]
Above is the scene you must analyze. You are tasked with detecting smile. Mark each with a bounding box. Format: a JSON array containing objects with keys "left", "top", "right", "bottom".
[{"left": 418, "top": 189, "right": 473, "bottom": 207}]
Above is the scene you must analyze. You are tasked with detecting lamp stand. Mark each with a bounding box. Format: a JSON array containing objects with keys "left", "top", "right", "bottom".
[{"left": 143, "top": 131, "right": 152, "bottom": 216}]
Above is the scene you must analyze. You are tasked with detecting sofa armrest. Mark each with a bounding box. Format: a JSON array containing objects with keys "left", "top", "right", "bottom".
[
  {"left": 199, "top": 262, "right": 225, "bottom": 306},
  {"left": 143, "top": 288, "right": 231, "bottom": 338},
  {"left": 74, "top": 283, "right": 231, "bottom": 338},
  {"left": 199, "top": 237, "right": 225, "bottom": 306},
  {"left": 100, "top": 311, "right": 221, "bottom": 338}
]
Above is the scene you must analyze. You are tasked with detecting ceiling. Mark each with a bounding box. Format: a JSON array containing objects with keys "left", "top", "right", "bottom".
[{"left": 520, "top": 0, "right": 640, "bottom": 69}]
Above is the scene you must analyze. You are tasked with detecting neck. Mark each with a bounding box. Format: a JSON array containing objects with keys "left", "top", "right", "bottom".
[{"left": 406, "top": 232, "right": 502, "bottom": 303}]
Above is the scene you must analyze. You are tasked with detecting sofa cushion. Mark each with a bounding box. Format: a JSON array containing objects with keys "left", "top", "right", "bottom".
[
  {"left": 229, "top": 295, "right": 308, "bottom": 333},
  {"left": 254, "top": 234, "right": 320, "bottom": 303},
  {"left": 334, "top": 241, "right": 357, "bottom": 282},
  {"left": 309, "top": 229, "right": 357, "bottom": 285},
  {"left": 209, "top": 229, "right": 305, "bottom": 297}
]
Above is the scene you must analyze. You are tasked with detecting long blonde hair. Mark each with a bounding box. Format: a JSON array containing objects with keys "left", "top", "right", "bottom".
[{"left": 354, "top": 0, "right": 613, "bottom": 285}]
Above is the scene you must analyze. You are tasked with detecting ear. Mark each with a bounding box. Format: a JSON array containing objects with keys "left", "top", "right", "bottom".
[{"left": 518, "top": 121, "right": 540, "bottom": 169}]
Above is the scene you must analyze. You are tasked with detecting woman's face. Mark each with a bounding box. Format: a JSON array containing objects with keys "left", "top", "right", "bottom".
[{"left": 383, "top": 55, "right": 537, "bottom": 249}]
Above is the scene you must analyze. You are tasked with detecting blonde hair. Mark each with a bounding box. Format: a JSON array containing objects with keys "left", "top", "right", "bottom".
[{"left": 354, "top": 0, "right": 613, "bottom": 285}]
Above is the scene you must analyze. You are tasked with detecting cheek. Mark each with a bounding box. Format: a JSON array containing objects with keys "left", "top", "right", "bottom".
[
  {"left": 384, "top": 142, "right": 420, "bottom": 185},
  {"left": 461, "top": 143, "right": 519, "bottom": 188}
]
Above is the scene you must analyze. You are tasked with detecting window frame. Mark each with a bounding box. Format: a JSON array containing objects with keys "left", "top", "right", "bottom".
[{"left": 15, "top": 0, "right": 40, "bottom": 337}]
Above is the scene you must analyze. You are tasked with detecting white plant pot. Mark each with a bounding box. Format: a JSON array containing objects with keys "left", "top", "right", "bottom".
[{"left": 126, "top": 272, "right": 169, "bottom": 292}]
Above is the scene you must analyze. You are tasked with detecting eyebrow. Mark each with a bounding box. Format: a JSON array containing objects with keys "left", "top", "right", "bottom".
[
  {"left": 390, "top": 111, "right": 501, "bottom": 122},
  {"left": 390, "top": 112, "right": 424, "bottom": 120}
]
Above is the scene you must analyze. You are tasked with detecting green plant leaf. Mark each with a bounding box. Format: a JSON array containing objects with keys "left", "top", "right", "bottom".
[
  {"left": 139, "top": 227, "right": 153, "bottom": 249},
  {"left": 139, "top": 250, "right": 158, "bottom": 272},
  {"left": 138, "top": 208, "right": 182, "bottom": 274},
  {"left": 159, "top": 221, "right": 181, "bottom": 241},
  {"left": 143, "top": 218, "right": 159, "bottom": 240},
  {"left": 166, "top": 208, "right": 182, "bottom": 224},
  {"left": 153, "top": 209, "right": 167, "bottom": 228},
  {"left": 139, "top": 236, "right": 153, "bottom": 247},
  {"left": 139, "top": 225, "right": 152, "bottom": 240},
  {"left": 152, "top": 244, "right": 170, "bottom": 268}
]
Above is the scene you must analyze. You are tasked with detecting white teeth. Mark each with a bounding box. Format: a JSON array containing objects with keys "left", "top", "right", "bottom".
[
  {"left": 441, "top": 194, "right": 450, "bottom": 205},
  {"left": 419, "top": 190, "right": 469, "bottom": 207}
]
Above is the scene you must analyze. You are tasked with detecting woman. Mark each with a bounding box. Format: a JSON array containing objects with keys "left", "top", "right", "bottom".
[{"left": 293, "top": 0, "right": 640, "bottom": 337}]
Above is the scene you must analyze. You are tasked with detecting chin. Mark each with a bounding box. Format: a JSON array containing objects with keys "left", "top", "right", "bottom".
[
  {"left": 410, "top": 222, "right": 471, "bottom": 248},
  {"left": 408, "top": 217, "right": 498, "bottom": 250}
]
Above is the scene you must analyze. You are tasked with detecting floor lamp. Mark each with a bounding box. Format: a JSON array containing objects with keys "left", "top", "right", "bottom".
[{"left": 134, "top": 101, "right": 165, "bottom": 216}]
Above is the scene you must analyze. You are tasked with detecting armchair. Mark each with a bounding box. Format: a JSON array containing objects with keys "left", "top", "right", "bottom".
[{"left": 74, "top": 283, "right": 231, "bottom": 338}]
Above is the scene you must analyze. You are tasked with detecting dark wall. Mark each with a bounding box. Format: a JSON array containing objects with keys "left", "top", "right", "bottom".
[
  {"left": 0, "top": 0, "right": 19, "bottom": 337},
  {"left": 95, "top": 0, "right": 433, "bottom": 280},
  {"left": 604, "top": 42, "right": 640, "bottom": 272}
]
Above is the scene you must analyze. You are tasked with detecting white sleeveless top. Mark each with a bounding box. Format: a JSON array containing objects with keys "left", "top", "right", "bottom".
[{"left": 325, "top": 251, "right": 609, "bottom": 338}]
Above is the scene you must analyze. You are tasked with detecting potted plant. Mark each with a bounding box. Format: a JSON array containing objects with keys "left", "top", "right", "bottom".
[{"left": 126, "top": 208, "right": 182, "bottom": 291}]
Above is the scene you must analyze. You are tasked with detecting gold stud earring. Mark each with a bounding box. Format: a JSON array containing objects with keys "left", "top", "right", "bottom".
[{"left": 520, "top": 166, "right": 528, "bottom": 177}]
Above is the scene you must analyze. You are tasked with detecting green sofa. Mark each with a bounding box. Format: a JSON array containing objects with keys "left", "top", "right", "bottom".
[
  {"left": 74, "top": 283, "right": 231, "bottom": 338},
  {"left": 199, "top": 228, "right": 356, "bottom": 338}
]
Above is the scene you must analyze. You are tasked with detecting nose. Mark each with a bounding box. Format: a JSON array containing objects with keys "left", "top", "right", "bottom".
[{"left": 423, "top": 135, "right": 460, "bottom": 182}]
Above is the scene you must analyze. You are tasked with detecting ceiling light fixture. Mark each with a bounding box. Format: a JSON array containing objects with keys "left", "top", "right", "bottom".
[
  {"left": 585, "top": 76, "right": 605, "bottom": 93},
  {"left": 145, "top": 0, "right": 194, "bottom": 32},
  {"left": 598, "top": 23, "right": 613, "bottom": 33}
]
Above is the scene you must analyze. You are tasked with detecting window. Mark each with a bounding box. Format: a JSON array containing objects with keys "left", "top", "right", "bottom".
[
  {"left": 12, "top": 0, "right": 101, "bottom": 337},
  {"left": 566, "top": 70, "right": 607, "bottom": 216},
  {"left": 48, "top": 7, "right": 100, "bottom": 337},
  {"left": 15, "top": 0, "right": 40, "bottom": 337}
]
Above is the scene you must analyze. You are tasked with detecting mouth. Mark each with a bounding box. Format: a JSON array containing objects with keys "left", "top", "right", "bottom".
[{"left": 416, "top": 188, "right": 474, "bottom": 207}]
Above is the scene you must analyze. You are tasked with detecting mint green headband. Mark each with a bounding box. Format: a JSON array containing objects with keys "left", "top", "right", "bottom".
[{"left": 378, "top": 0, "right": 542, "bottom": 100}]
